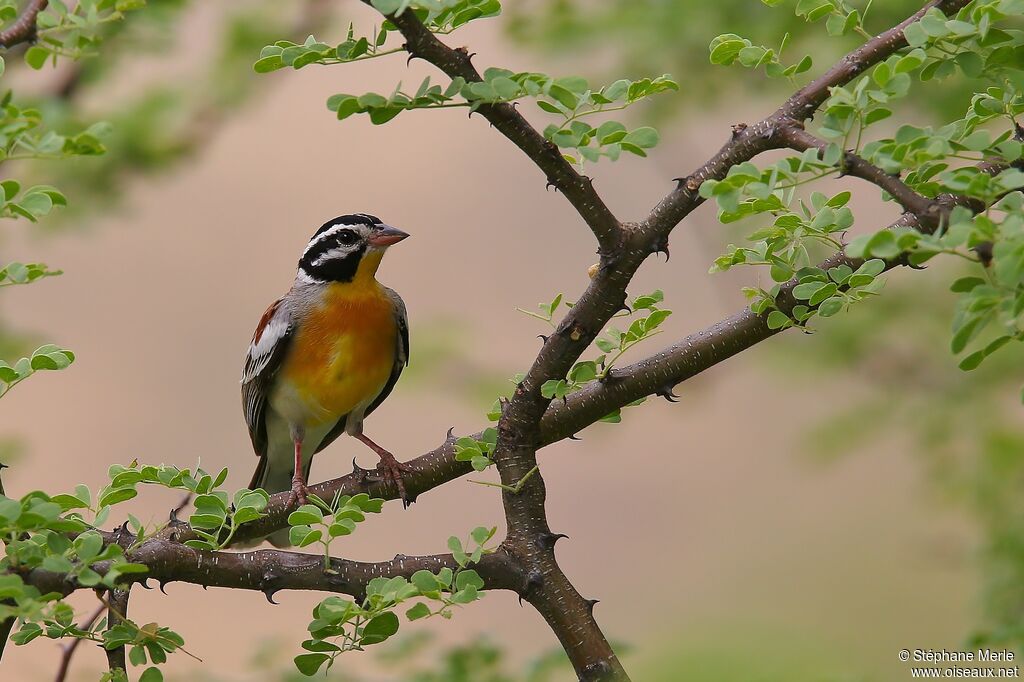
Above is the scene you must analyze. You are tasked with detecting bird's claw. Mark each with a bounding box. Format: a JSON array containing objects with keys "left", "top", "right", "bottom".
[
  {"left": 288, "top": 478, "right": 309, "bottom": 508},
  {"left": 374, "top": 452, "right": 414, "bottom": 508}
]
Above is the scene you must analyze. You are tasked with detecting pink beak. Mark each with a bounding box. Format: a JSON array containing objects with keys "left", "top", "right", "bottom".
[{"left": 368, "top": 225, "right": 410, "bottom": 247}]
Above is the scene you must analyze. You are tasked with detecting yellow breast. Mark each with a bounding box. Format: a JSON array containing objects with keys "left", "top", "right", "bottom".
[{"left": 280, "top": 279, "right": 397, "bottom": 425}]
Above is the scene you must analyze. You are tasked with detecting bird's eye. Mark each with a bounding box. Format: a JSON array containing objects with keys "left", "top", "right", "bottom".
[{"left": 336, "top": 230, "right": 358, "bottom": 245}]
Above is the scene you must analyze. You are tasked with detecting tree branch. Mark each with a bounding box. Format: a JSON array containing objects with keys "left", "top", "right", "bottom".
[
  {"left": 0, "top": 0, "right": 47, "bottom": 48},
  {"left": 643, "top": 0, "right": 971, "bottom": 236},
  {"left": 22, "top": 542, "right": 524, "bottom": 606},
  {"left": 54, "top": 602, "right": 105, "bottom": 682},
  {"left": 379, "top": 3, "right": 623, "bottom": 252},
  {"left": 775, "top": 123, "right": 938, "bottom": 220},
  {"left": 104, "top": 588, "right": 129, "bottom": 678}
]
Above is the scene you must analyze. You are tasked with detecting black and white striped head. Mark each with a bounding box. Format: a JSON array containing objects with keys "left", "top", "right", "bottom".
[{"left": 298, "top": 213, "right": 409, "bottom": 283}]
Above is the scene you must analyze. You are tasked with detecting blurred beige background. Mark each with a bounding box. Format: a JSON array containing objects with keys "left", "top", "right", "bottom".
[{"left": 0, "top": 3, "right": 978, "bottom": 680}]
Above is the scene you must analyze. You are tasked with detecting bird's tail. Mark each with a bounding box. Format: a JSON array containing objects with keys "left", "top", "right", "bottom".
[{"left": 247, "top": 449, "right": 313, "bottom": 548}]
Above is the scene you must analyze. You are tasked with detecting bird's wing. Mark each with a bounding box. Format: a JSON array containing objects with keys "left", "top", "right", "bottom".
[
  {"left": 313, "top": 287, "right": 408, "bottom": 454},
  {"left": 241, "top": 297, "right": 294, "bottom": 468}
]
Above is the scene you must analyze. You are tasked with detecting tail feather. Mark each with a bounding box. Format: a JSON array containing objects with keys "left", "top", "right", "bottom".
[{"left": 248, "top": 445, "right": 314, "bottom": 548}]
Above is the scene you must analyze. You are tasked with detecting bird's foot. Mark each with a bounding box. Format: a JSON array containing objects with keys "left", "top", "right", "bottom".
[
  {"left": 374, "top": 451, "right": 414, "bottom": 508},
  {"left": 288, "top": 477, "right": 309, "bottom": 508}
]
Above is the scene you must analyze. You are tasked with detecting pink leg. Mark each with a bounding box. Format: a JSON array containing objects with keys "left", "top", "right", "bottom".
[
  {"left": 355, "top": 433, "right": 412, "bottom": 506},
  {"left": 290, "top": 438, "right": 308, "bottom": 506}
]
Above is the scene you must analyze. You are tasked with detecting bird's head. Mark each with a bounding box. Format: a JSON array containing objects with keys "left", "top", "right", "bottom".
[{"left": 297, "top": 213, "right": 409, "bottom": 283}]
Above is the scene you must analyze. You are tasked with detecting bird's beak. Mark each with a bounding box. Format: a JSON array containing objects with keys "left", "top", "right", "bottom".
[{"left": 368, "top": 225, "right": 410, "bottom": 247}]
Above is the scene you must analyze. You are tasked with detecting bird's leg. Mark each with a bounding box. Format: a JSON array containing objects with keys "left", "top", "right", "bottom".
[
  {"left": 289, "top": 437, "right": 308, "bottom": 507},
  {"left": 355, "top": 433, "right": 413, "bottom": 507}
]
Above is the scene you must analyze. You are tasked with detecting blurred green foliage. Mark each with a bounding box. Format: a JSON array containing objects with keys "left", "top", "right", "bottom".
[{"left": 506, "top": 0, "right": 973, "bottom": 118}]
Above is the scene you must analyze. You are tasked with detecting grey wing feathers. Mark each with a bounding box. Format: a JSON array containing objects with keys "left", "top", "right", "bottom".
[
  {"left": 241, "top": 298, "right": 293, "bottom": 460},
  {"left": 313, "top": 287, "right": 408, "bottom": 455}
]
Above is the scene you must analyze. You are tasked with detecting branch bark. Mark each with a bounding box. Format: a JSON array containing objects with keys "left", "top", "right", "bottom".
[
  {"left": 775, "top": 124, "right": 938, "bottom": 219},
  {"left": 104, "top": 588, "right": 130, "bottom": 678},
  {"left": 0, "top": 0, "right": 47, "bottom": 48},
  {"left": 22, "top": 542, "right": 524, "bottom": 604}
]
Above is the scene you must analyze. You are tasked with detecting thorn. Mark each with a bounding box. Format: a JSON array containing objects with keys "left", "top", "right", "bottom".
[
  {"left": 568, "top": 434, "right": 581, "bottom": 441},
  {"left": 263, "top": 588, "right": 279, "bottom": 605},
  {"left": 405, "top": 52, "right": 416, "bottom": 67},
  {"left": 585, "top": 598, "right": 600, "bottom": 616},
  {"left": 518, "top": 570, "right": 544, "bottom": 605},
  {"left": 545, "top": 180, "right": 559, "bottom": 192},
  {"left": 677, "top": 175, "right": 701, "bottom": 193},
  {"left": 536, "top": 532, "right": 568, "bottom": 550},
  {"left": 656, "top": 386, "right": 679, "bottom": 402},
  {"left": 0, "top": 462, "right": 8, "bottom": 470},
  {"left": 158, "top": 580, "right": 170, "bottom": 595},
  {"left": 393, "top": 553, "right": 408, "bottom": 562},
  {"left": 653, "top": 236, "right": 670, "bottom": 261},
  {"left": 351, "top": 458, "right": 369, "bottom": 482},
  {"left": 201, "top": 584, "right": 208, "bottom": 591},
  {"left": 537, "top": 334, "right": 549, "bottom": 344},
  {"left": 445, "top": 427, "right": 456, "bottom": 442},
  {"left": 616, "top": 303, "right": 631, "bottom": 315},
  {"left": 137, "top": 578, "right": 152, "bottom": 590}
]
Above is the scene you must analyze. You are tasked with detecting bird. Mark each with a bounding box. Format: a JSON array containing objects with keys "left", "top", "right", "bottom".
[{"left": 241, "top": 213, "right": 411, "bottom": 530}]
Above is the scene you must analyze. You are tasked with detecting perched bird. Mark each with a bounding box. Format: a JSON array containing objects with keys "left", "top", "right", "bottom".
[{"left": 241, "top": 214, "right": 411, "bottom": 521}]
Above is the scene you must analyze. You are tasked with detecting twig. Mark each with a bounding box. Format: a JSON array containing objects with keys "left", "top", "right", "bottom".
[
  {"left": 775, "top": 124, "right": 938, "bottom": 221},
  {"left": 0, "top": 0, "right": 48, "bottom": 48},
  {"left": 54, "top": 601, "right": 105, "bottom": 682}
]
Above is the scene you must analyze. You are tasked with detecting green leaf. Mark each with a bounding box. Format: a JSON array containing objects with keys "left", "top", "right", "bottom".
[
  {"left": 139, "top": 668, "right": 163, "bottom": 682},
  {"left": 958, "top": 350, "right": 986, "bottom": 371},
  {"left": 24, "top": 46, "right": 48, "bottom": 70},
  {"left": 766, "top": 310, "right": 791, "bottom": 330},
  {"left": 288, "top": 505, "right": 324, "bottom": 526},
  {"left": 623, "top": 127, "right": 659, "bottom": 149},
  {"left": 360, "top": 612, "right": 400, "bottom": 645},
  {"left": 294, "top": 653, "right": 330, "bottom": 676},
  {"left": 406, "top": 602, "right": 431, "bottom": 621},
  {"left": 950, "top": 277, "right": 986, "bottom": 293},
  {"left": 951, "top": 316, "right": 986, "bottom": 354},
  {"left": 864, "top": 230, "right": 900, "bottom": 259}
]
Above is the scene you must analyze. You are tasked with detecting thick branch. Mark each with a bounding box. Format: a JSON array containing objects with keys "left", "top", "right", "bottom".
[
  {"left": 0, "top": 0, "right": 47, "bottom": 48},
  {"left": 23, "top": 542, "right": 523, "bottom": 604}
]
